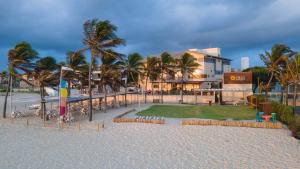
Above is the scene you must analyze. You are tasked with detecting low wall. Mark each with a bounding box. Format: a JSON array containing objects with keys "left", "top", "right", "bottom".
[{"left": 182, "top": 120, "right": 282, "bottom": 129}]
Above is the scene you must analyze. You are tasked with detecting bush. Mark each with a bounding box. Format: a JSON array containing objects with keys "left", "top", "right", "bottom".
[
  {"left": 271, "top": 101, "right": 300, "bottom": 139},
  {"left": 289, "top": 116, "right": 300, "bottom": 139},
  {"left": 0, "top": 88, "right": 7, "bottom": 92}
]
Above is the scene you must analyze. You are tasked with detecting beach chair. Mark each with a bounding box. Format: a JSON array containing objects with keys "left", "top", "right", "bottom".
[
  {"left": 271, "top": 113, "right": 276, "bottom": 123},
  {"left": 256, "top": 112, "right": 264, "bottom": 122}
]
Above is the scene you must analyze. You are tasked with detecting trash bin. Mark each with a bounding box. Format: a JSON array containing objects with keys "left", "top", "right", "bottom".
[{"left": 208, "top": 100, "right": 212, "bottom": 106}]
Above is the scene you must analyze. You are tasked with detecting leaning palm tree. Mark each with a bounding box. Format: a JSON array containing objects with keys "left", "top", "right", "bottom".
[
  {"left": 32, "top": 56, "right": 59, "bottom": 119},
  {"left": 82, "top": 19, "right": 125, "bottom": 121},
  {"left": 3, "top": 42, "right": 38, "bottom": 118},
  {"left": 159, "top": 52, "right": 174, "bottom": 103},
  {"left": 143, "top": 56, "right": 160, "bottom": 103},
  {"left": 176, "top": 53, "right": 199, "bottom": 103},
  {"left": 286, "top": 53, "right": 300, "bottom": 107},
  {"left": 118, "top": 53, "right": 144, "bottom": 107},
  {"left": 260, "top": 44, "right": 293, "bottom": 97}
]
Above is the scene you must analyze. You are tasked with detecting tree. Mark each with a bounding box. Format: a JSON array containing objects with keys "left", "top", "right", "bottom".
[
  {"left": 243, "top": 66, "right": 271, "bottom": 93},
  {"left": 82, "top": 19, "right": 125, "bottom": 121},
  {"left": 98, "top": 54, "right": 121, "bottom": 110},
  {"left": 118, "top": 53, "right": 144, "bottom": 107},
  {"left": 143, "top": 56, "right": 160, "bottom": 103},
  {"left": 65, "top": 51, "right": 87, "bottom": 96},
  {"left": 159, "top": 52, "right": 174, "bottom": 103},
  {"left": 32, "top": 56, "right": 59, "bottom": 119},
  {"left": 176, "top": 53, "right": 199, "bottom": 103},
  {"left": 3, "top": 42, "right": 38, "bottom": 118},
  {"left": 260, "top": 44, "right": 293, "bottom": 97},
  {"left": 286, "top": 54, "right": 300, "bottom": 107}
]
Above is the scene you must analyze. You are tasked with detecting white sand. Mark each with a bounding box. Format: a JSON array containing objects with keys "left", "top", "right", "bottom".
[{"left": 1, "top": 106, "right": 300, "bottom": 169}]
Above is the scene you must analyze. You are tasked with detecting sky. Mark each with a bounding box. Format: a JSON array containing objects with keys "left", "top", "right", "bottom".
[{"left": 1, "top": 0, "right": 300, "bottom": 70}]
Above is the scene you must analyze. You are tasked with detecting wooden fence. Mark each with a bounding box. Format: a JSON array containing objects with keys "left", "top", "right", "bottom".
[
  {"left": 0, "top": 118, "right": 104, "bottom": 132},
  {"left": 181, "top": 120, "right": 282, "bottom": 129}
]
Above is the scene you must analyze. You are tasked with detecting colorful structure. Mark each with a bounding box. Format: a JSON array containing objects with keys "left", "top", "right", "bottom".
[{"left": 59, "top": 79, "right": 68, "bottom": 118}]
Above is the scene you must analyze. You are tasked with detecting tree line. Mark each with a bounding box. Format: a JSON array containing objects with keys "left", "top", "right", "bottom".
[
  {"left": 1, "top": 19, "right": 199, "bottom": 121},
  {"left": 244, "top": 44, "right": 300, "bottom": 107}
]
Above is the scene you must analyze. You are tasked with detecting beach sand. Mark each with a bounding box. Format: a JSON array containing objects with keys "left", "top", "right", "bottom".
[{"left": 1, "top": 106, "right": 300, "bottom": 169}]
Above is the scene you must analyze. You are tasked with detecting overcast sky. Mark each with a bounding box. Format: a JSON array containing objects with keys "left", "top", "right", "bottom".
[{"left": 1, "top": 0, "right": 300, "bottom": 70}]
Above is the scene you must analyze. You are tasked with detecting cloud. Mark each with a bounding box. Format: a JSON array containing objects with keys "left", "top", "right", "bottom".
[{"left": 0, "top": 0, "right": 300, "bottom": 70}]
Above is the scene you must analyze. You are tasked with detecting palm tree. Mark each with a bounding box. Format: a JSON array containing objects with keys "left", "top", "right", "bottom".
[
  {"left": 176, "top": 53, "right": 199, "bottom": 103},
  {"left": 32, "top": 56, "right": 59, "bottom": 119},
  {"left": 143, "top": 56, "right": 160, "bottom": 103},
  {"left": 159, "top": 52, "right": 174, "bottom": 103},
  {"left": 3, "top": 42, "right": 38, "bottom": 118},
  {"left": 260, "top": 44, "right": 293, "bottom": 97},
  {"left": 65, "top": 51, "right": 87, "bottom": 96},
  {"left": 277, "top": 69, "right": 290, "bottom": 105},
  {"left": 82, "top": 19, "right": 125, "bottom": 121},
  {"left": 97, "top": 55, "right": 121, "bottom": 111},
  {"left": 118, "top": 53, "right": 144, "bottom": 107},
  {"left": 286, "top": 54, "right": 300, "bottom": 107}
]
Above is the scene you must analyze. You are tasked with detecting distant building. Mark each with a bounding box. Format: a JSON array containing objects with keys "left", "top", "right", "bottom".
[{"left": 241, "top": 57, "right": 249, "bottom": 70}]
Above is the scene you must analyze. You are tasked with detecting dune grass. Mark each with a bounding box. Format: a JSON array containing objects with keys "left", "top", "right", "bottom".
[{"left": 136, "top": 105, "right": 256, "bottom": 120}]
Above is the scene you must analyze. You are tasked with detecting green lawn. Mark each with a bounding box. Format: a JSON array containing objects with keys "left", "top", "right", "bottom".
[{"left": 136, "top": 105, "right": 256, "bottom": 120}]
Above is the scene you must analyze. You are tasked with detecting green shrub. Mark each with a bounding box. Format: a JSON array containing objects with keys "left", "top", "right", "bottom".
[
  {"left": 271, "top": 102, "right": 294, "bottom": 125},
  {"left": 0, "top": 88, "right": 7, "bottom": 92},
  {"left": 289, "top": 116, "right": 300, "bottom": 139},
  {"left": 271, "top": 101, "right": 300, "bottom": 139}
]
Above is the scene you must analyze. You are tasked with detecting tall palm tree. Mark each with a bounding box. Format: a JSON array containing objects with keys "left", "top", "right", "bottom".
[
  {"left": 3, "top": 42, "right": 38, "bottom": 118},
  {"left": 159, "top": 52, "right": 174, "bottom": 103},
  {"left": 260, "top": 44, "right": 293, "bottom": 97},
  {"left": 143, "top": 56, "right": 160, "bottom": 103},
  {"left": 118, "top": 53, "right": 144, "bottom": 107},
  {"left": 286, "top": 54, "right": 300, "bottom": 107},
  {"left": 176, "top": 53, "right": 199, "bottom": 103},
  {"left": 65, "top": 51, "right": 87, "bottom": 96},
  {"left": 82, "top": 19, "right": 125, "bottom": 121}
]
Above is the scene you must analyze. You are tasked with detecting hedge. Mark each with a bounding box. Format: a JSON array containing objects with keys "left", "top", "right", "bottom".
[{"left": 271, "top": 102, "right": 300, "bottom": 139}]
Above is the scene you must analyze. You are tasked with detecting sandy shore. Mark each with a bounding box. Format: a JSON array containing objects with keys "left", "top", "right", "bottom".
[{"left": 1, "top": 103, "right": 300, "bottom": 169}]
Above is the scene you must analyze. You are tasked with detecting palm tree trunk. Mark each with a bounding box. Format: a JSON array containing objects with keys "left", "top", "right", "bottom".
[
  {"left": 39, "top": 86, "right": 45, "bottom": 119},
  {"left": 265, "top": 72, "right": 274, "bottom": 99},
  {"left": 114, "top": 90, "right": 118, "bottom": 108},
  {"left": 88, "top": 51, "right": 94, "bottom": 121},
  {"left": 3, "top": 74, "right": 11, "bottom": 118},
  {"left": 293, "top": 84, "right": 298, "bottom": 107},
  {"left": 280, "top": 86, "right": 284, "bottom": 104},
  {"left": 104, "top": 85, "right": 107, "bottom": 112},
  {"left": 160, "top": 72, "right": 163, "bottom": 103},
  {"left": 180, "top": 76, "right": 184, "bottom": 104},
  {"left": 124, "top": 81, "right": 127, "bottom": 107},
  {"left": 67, "top": 79, "right": 71, "bottom": 97},
  {"left": 285, "top": 86, "right": 289, "bottom": 106},
  {"left": 144, "top": 76, "right": 148, "bottom": 103}
]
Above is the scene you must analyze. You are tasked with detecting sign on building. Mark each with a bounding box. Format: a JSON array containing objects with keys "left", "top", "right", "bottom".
[{"left": 223, "top": 72, "right": 252, "bottom": 84}]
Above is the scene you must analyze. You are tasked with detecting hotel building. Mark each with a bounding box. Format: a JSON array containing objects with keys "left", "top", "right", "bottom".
[{"left": 141, "top": 48, "right": 231, "bottom": 91}]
